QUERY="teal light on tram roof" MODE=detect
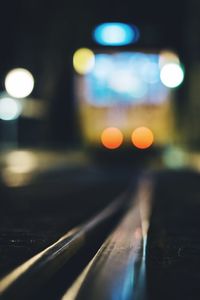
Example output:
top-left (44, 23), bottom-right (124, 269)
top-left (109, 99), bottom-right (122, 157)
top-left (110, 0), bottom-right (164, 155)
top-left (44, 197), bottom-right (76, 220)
top-left (93, 23), bottom-right (139, 46)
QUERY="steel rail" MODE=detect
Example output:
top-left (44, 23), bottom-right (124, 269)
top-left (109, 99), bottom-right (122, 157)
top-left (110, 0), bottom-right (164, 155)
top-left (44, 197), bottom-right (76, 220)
top-left (62, 176), bottom-right (153, 300)
top-left (0, 190), bottom-right (130, 300)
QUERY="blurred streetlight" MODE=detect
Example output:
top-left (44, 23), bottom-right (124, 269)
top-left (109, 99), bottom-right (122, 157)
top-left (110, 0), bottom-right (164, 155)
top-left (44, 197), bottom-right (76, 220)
top-left (160, 63), bottom-right (184, 88)
top-left (0, 97), bottom-right (22, 121)
top-left (5, 68), bottom-right (34, 98)
top-left (0, 94), bottom-right (23, 149)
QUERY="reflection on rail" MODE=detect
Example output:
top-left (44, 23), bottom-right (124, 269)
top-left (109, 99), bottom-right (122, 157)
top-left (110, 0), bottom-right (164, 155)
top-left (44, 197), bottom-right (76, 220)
top-left (63, 177), bottom-right (153, 300)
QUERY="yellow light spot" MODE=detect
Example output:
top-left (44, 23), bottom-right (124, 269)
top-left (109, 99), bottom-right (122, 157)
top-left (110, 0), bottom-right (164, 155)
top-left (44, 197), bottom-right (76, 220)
top-left (2, 151), bottom-right (38, 187)
top-left (5, 151), bottom-right (37, 173)
top-left (101, 127), bottom-right (123, 149)
top-left (159, 50), bottom-right (180, 68)
top-left (73, 48), bottom-right (95, 75)
top-left (131, 127), bottom-right (154, 149)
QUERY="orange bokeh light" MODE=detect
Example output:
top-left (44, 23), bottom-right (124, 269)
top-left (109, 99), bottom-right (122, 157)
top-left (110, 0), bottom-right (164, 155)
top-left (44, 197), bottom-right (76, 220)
top-left (101, 127), bottom-right (123, 149)
top-left (131, 127), bottom-right (154, 149)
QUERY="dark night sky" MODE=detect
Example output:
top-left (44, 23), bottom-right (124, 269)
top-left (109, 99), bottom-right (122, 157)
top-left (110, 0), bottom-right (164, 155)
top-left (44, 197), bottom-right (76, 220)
top-left (0, 0), bottom-right (186, 75)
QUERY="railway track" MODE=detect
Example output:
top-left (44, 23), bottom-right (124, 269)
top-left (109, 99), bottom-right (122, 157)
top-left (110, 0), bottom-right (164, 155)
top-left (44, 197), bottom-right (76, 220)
top-left (63, 177), bottom-right (153, 300)
top-left (0, 173), bottom-right (153, 300)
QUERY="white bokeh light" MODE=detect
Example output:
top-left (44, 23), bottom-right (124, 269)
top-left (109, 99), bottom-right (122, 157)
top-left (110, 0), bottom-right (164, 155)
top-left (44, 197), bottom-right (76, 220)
top-left (5, 68), bottom-right (34, 98)
top-left (108, 70), bottom-right (147, 98)
top-left (0, 97), bottom-right (22, 121)
top-left (109, 70), bottom-right (135, 93)
top-left (160, 63), bottom-right (184, 88)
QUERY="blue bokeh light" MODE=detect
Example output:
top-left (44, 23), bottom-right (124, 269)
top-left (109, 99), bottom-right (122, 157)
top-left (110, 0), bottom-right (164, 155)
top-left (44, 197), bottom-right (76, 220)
top-left (93, 23), bottom-right (139, 46)
top-left (85, 52), bottom-right (169, 107)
